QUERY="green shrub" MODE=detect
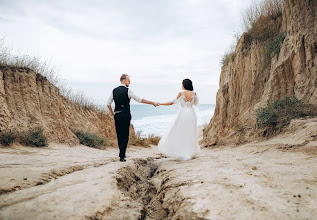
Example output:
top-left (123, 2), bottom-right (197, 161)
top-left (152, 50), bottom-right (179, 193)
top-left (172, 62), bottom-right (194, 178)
top-left (244, 6), bottom-right (286, 61)
top-left (0, 131), bottom-right (17, 146)
top-left (256, 97), bottom-right (317, 135)
top-left (21, 127), bottom-right (48, 147)
top-left (256, 104), bottom-right (279, 128)
top-left (263, 31), bottom-right (286, 58)
top-left (246, 16), bottom-right (277, 42)
top-left (73, 130), bottom-right (105, 148)
top-left (0, 128), bottom-right (48, 147)
top-left (270, 96), bottom-right (301, 110)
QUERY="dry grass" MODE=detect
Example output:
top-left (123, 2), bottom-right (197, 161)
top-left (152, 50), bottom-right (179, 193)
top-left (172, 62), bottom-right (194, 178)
top-left (221, 32), bottom-right (240, 66)
top-left (60, 86), bottom-right (102, 111)
top-left (129, 131), bottom-right (161, 147)
top-left (221, 0), bottom-right (285, 66)
top-left (242, 0), bottom-right (284, 32)
top-left (221, 51), bottom-right (236, 66)
top-left (0, 38), bottom-right (60, 85)
top-left (243, 0), bottom-right (284, 46)
top-left (0, 37), bottom-right (103, 112)
top-left (147, 134), bottom-right (161, 145)
top-left (129, 131), bottom-right (149, 147)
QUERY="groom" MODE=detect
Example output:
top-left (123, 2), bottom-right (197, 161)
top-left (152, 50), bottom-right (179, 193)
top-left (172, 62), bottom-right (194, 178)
top-left (107, 74), bottom-right (159, 162)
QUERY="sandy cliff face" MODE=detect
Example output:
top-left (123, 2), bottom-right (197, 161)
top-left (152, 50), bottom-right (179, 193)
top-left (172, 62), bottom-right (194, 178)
top-left (203, 0), bottom-right (317, 146)
top-left (0, 67), bottom-right (116, 145)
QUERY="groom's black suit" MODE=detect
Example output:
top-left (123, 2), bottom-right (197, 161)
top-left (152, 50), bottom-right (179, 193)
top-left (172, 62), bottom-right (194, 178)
top-left (113, 86), bottom-right (131, 159)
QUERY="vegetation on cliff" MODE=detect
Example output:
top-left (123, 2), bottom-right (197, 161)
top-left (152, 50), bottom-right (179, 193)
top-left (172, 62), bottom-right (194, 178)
top-left (203, 0), bottom-right (317, 146)
top-left (256, 97), bottom-right (317, 136)
top-left (222, 0), bottom-right (285, 65)
top-left (0, 38), bottom-right (100, 111)
top-left (0, 37), bottom-right (117, 146)
top-left (223, 0), bottom-right (316, 137)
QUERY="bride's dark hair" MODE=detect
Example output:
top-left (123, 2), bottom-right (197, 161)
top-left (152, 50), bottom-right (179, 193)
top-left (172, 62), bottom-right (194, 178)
top-left (182, 79), bottom-right (193, 91)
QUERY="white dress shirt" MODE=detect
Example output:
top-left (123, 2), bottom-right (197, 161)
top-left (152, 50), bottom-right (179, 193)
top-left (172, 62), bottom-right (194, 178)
top-left (107, 84), bottom-right (143, 107)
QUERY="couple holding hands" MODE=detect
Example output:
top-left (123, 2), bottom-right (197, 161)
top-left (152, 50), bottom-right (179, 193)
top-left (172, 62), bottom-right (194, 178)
top-left (107, 74), bottom-right (200, 162)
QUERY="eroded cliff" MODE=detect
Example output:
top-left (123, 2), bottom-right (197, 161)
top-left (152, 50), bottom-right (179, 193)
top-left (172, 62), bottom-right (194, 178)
top-left (0, 67), bottom-right (116, 145)
top-left (203, 0), bottom-right (317, 146)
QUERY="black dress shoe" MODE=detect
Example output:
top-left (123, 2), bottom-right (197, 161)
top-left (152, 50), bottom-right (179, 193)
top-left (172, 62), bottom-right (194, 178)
top-left (120, 158), bottom-right (126, 162)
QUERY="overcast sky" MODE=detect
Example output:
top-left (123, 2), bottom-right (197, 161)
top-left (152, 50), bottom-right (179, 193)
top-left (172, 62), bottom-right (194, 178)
top-left (0, 0), bottom-right (253, 104)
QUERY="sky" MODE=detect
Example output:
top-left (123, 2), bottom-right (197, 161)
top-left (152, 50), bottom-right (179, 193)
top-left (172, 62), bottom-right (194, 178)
top-left (0, 0), bottom-right (254, 104)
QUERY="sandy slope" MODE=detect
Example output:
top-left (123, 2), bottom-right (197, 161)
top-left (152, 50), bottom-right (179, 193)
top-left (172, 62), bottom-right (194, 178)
top-left (0, 119), bottom-right (316, 220)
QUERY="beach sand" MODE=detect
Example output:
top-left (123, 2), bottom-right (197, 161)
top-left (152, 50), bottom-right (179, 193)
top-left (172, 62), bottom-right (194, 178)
top-left (0, 120), bottom-right (316, 219)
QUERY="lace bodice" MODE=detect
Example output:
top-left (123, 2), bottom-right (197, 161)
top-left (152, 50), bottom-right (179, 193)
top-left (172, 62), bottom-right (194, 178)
top-left (172, 92), bottom-right (199, 108)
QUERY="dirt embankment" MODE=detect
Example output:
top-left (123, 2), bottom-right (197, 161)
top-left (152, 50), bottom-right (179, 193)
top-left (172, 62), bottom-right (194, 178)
top-left (0, 67), bottom-right (117, 144)
top-left (202, 0), bottom-right (317, 147)
top-left (0, 118), bottom-right (316, 219)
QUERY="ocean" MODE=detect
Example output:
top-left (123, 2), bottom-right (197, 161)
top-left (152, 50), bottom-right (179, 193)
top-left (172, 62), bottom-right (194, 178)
top-left (130, 104), bottom-right (215, 137)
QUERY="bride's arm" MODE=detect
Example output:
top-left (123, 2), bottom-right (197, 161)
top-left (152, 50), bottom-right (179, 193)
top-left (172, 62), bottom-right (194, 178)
top-left (160, 102), bottom-right (173, 106)
top-left (160, 92), bottom-right (182, 106)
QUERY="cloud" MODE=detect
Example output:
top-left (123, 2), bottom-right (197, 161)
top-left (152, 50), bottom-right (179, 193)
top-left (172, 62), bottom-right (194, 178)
top-left (0, 0), bottom-right (254, 104)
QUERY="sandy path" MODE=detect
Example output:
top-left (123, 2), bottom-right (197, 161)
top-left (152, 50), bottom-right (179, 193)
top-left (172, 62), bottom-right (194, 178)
top-left (0, 119), bottom-right (316, 219)
top-left (0, 144), bottom-right (159, 219)
top-left (0, 144), bottom-right (316, 219)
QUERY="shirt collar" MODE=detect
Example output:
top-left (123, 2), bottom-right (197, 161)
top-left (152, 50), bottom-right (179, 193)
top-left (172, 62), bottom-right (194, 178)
top-left (120, 84), bottom-right (128, 88)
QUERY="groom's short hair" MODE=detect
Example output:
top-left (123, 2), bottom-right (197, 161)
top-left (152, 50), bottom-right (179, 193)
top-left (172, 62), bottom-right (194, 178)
top-left (120, 74), bottom-right (129, 82)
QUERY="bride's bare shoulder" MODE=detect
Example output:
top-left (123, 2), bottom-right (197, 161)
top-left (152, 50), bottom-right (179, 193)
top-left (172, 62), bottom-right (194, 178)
top-left (176, 92), bottom-right (182, 98)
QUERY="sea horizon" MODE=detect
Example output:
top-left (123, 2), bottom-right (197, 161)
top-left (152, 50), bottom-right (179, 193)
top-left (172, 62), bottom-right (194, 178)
top-left (130, 104), bottom-right (215, 137)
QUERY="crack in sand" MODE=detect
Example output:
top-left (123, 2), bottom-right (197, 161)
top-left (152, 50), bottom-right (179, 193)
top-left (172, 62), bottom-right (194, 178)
top-left (0, 160), bottom-right (114, 196)
top-left (105, 158), bottom-right (208, 220)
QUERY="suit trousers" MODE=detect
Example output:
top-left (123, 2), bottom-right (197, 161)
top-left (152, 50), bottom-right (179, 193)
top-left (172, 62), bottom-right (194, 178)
top-left (114, 112), bottom-right (131, 159)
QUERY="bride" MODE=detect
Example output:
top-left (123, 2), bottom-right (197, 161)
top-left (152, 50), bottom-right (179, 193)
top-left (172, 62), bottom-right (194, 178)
top-left (158, 79), bottom-right (200, 160)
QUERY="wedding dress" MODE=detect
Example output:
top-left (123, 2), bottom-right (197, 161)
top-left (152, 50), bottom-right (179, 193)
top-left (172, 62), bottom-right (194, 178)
top-left (158, 91), bottom-right (200, 160)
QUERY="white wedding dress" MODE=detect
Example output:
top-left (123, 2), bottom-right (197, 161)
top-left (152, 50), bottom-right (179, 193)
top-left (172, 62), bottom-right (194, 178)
top-left (158, 91), bottom-right (200, 160)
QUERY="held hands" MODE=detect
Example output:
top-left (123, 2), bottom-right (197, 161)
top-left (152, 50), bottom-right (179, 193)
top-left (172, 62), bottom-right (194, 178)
top-left (153, 102), bottom-right (160, 107)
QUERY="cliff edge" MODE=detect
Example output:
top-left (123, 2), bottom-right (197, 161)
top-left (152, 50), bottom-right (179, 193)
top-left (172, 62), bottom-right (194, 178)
top-left (202, 0), bottom-right (317, 146)
top-left (0, 67), bottom-right (116, 145)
